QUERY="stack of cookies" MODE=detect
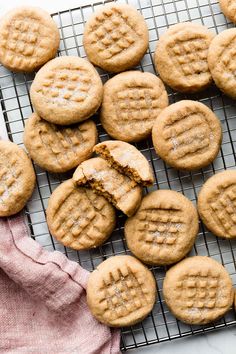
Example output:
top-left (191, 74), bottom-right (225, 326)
top-left (0, 2), bottom-right (235, 329)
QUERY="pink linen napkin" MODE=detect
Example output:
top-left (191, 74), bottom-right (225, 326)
top-left (0, 213), bottom-right (121, 354)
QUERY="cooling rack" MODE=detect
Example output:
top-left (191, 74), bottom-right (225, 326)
top-left (0, 0), bottom-right (236, 351)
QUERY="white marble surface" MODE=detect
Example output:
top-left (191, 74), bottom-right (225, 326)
top-left (0, 0), bottom-right (235, 353)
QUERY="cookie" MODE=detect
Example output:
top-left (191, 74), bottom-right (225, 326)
top-left (152, 100), bottom-right (222, 171)
top-left (208, 28), bottom-right (236, 99)
top-left (0, 140), bottom-right (35, 216)
top-left (94, 140), bottom-right (154, 186)
top-left (163, 256), bottom-right (233, 325)
top-left (73, 157), bottom-right (142, 217)
top-left (100, 71), bottom-right (168, 142)
top-left (219, 0), bottom-right (236, 23)
top-left (125, 190), bottom-right (198, 266)
top-left (83, 4), bottom-right (149, 73)
top-left (24, 113), bottom-right (97, 173)
top-left (154, 22), bottom-right (214, 93)
top-left (198, 170), bottom-right (236, 239)
top-left (87, 255), bottom-right (156, 327)
top-left (30, 56), bottom-right (103, 125)
top-left (0, 6), bottom-right (59, 72)
top-left (47, 179), bottom-right (115, 250)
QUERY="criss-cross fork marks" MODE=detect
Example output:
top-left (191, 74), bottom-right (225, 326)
top-left (168, 38), bottom-right (209, 78)
top-left (114, 86), bottom-right (164, 123)
top-left (0, 155), bottom-right (21, 207)
top-left (99, 268), bottom-right (149, 320)
top-left (209, 184), bottom-right (236, 236)
top-left (176, 272), bottom-right (229, 310)
top-left (163, 111), bottom-right (211, 160)
top-left (36, 68), bottom-right (92, 103)
top-left (137, 208), bottom-right (185, 246)
top-left (220, 37), bottom-right (236, 80)
top-left (31, 120), bottom-right (89, 166)
top-left (51, 189), bottom-right (108, 248)
top-left (1, 17), bottom-right (52, 67)
top-left (89, 7), bottom-right (139, 60)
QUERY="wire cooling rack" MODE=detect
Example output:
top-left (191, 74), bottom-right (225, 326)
top-left (0, 0), bottom-right (236, 351)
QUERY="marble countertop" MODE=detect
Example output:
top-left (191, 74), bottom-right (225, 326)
top-left (1, 0), bottom-right (235, 353)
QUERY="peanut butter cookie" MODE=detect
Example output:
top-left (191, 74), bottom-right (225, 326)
top-left (87, 255), bottom-right (156, 327)
top-left (155, 22), bottom-right (214, 93)
top-left (219, 0), bottom-right (236, 23)
top-left (47, 179), bottom-right (116, 250)
top-left (0, 6), bottom-right (59, 72)
top-left (152, 100), bottom-right (222, 171)
top-left (83, 4), bottom-right (149, 73)
top-left (30, 56), bottom-right (103, 125)
top-left (0, 140), bottom-right (35, 216)
top-left (163, 256), bottom-right (233, 325)
top-left (101, 71), bottom-right (168, 142)
top-left (94, 140), bottom-right (154, 186)
top-left (125, 190), bottom-right (198, 265)
top-left (24, 113), bottom-right (97, 173)
top-left (198, 170), bottom-right (236, 239)
top-left (208, 28), bottom-right (236, 99)
top-left (73, 157), bottom-right (142, 217)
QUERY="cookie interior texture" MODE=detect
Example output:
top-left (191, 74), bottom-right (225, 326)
top-left (87, 255), bottom-right (157, 327)
top-left (152, 100), bottom-right (222, 171)
top-left (100, 71), bottom-right (168, 142)
top-left (94, 140), bottom-right (154, 186)
top-left (208, 28), bottom-right (236, 99)
top-left (154, 22), bottom-right (215, 93)
top-left (73, 157), bottom-right (142, 217)
top-left (24, 113), bottom-right (97, 173)
top-left (83, 4), bottom-right (149, 72)
top-left (125, 189), bottom-right (199, 265)
top-left (198, 170), bottom-right (236, 239)
top-left (0, 140), bottom-right (36, 216)
top-left (30, 56), bottom-right (103, 125)
top-left (46, 179), bottom-right (116, 250)
top-left (163, 256), bottom-right (234, 325)
top-left (0, 6), bottom-right (60, 72)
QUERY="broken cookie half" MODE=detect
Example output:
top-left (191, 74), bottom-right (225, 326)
top-left (73, 157), bottom-right (142, 217)
top-left (94, 140), bottom-right (154, 186)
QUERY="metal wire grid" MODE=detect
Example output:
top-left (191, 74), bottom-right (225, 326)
top-left (0, 0), bottom-right (236, 350)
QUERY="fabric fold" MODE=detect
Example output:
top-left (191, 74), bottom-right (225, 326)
top-left (0, 213), bottom-right (121, 354)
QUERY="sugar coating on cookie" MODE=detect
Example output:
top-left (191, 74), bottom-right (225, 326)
top-left (87, 255), bottom-right (156, 327)
top-left (125, 190), bottom-right (198, 265)
top-left (73, 157), bottom-right (142, 217)
top-left (155, 22), bottom-right (214, 93)
top-left (94, 140), bottom-right (154, 186)
top-left (47, 179), bottom-right (115, 250)
top-left (101, 71), bottom-right (168, 142)
top-left (219, 0), bottom-right (236, 23)
top-left (24, 113), bottom-right (97, 173)
top-left (0, 140), bottom-right (35, 216)
top-left (30, 56), bottom-right (103, 125)
top-left (0, 6), bottom-right (60, 72)
top-left (163, 256), bottom-right (233, 325)
top-left (83, 4), bottom-right (149, 73)
top-left (152, 100), bottom-right (222, 171)
top-left (208, 28), bottom-right (236, 99)
top-left (198, 170), bottom-right (236, 239)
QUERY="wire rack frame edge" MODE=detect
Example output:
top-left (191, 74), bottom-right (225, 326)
top-left (0, 0), bottom-right (236, 351)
